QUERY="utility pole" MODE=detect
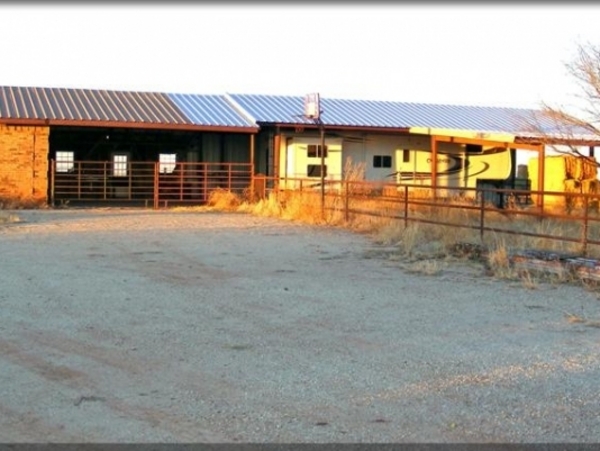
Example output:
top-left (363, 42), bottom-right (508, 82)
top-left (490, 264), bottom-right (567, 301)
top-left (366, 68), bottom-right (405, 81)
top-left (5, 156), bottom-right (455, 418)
top-left (303, 93), bottom-right (325, 219)
top-left (319, 119), bottom-right (325, 218)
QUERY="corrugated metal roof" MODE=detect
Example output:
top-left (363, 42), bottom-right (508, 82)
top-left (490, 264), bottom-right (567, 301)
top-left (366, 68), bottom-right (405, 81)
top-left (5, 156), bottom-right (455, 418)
top-left (167, 93), bottom-right (256, 128)
top-left (0, 86), bottom-right (257, 131)
top-left (226, 93), bottom-right (592, 138)
top-left (1, 86), bottom-right (593, 139)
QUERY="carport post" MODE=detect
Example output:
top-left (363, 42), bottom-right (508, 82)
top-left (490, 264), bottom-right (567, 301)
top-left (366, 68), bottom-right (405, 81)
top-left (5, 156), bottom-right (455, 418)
top-left (430, 135), bottom-right (438, 199)
top-left (250, 133), bottom-right (255, 200)
top-left (273, 130), bottom-right (281, 191)
top-left (537, 143), bottom-right (545, 212)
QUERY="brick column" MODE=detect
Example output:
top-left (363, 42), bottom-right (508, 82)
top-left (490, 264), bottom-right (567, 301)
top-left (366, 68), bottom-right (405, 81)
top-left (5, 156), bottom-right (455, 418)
top-left (0, 125), bottom-right (50, 204)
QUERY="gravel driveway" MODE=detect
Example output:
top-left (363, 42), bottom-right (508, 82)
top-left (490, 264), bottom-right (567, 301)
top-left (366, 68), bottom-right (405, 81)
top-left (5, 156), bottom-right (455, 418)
top-left (1, 208), bottom-right (599, 443)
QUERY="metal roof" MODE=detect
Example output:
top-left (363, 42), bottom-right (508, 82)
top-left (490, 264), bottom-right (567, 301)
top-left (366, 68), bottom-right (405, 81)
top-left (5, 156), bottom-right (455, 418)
top-left (0, 86), bottom-right (257, 132)
top-left (226, 93), bottom-right (592, 138)
top-left (166, 93), bottom-right (257, 129)
top-left (1, 86), bottom-right (594, 139)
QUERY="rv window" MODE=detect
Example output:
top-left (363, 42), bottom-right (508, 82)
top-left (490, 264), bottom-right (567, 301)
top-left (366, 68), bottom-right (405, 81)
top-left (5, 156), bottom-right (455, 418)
top-left (307, 144), bottom-right (328, 158)
top-left (307, 164), bottom-right (327, 177)
top-left (373, 155), bottom-right (392, 168)
top-left (55, 151), bottom-right (75, 173)
top-left (466, 144), bottom-right (483, 153)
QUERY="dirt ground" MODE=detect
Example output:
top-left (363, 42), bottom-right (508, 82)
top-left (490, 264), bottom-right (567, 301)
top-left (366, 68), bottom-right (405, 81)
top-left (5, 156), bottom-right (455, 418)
top-left (1, 208), bottom-right (599, 443)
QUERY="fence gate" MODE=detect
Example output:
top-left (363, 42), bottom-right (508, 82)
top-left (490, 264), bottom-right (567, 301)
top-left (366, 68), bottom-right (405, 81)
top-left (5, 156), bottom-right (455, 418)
top-left (50, 160), bottom-right (252, 207)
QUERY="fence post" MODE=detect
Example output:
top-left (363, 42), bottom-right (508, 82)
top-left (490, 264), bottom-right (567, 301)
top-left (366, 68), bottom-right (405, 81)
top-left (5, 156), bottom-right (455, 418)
top-left (103, 162), bottom-right (108, 200)
top-left (582, 195), bottom-right (589, 257)
top-left (403, 185), bottom-right (409, 228)
top-left (153, 162), bottom-right (159, 209)
top-left (77, 162), bottom-right (82, 200)
top-left (344, 179), bottom-right (349, 222)
top-left (50, 160), bottom-right (55, 207)
top-left (479, 189), bottom-right (485, 242)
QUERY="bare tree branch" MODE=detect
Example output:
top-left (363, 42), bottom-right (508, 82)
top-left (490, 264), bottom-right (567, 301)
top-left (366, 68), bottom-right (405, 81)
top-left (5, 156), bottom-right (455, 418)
top-left (521, 42), bottom-right (600, 168)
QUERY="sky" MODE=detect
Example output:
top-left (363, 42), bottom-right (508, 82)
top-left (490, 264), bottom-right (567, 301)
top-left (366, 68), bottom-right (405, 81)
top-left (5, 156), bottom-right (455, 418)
top-left (2, 4), bottom-right (600, 112)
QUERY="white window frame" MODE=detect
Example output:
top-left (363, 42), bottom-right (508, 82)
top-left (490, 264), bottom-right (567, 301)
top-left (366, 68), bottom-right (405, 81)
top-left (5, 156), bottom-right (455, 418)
top-left (159, 153), bottom-right (177, 174)
top-left (55, 151), bottom-right (75, 173)
top-left (112, 153), bottom-right (129, 177)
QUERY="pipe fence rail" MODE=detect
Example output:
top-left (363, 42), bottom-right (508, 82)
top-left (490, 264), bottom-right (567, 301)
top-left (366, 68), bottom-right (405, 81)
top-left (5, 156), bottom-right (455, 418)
top-left (50, 160), bottom-right (253, 208)
top-left (253, 175), bottom-right (600, 257)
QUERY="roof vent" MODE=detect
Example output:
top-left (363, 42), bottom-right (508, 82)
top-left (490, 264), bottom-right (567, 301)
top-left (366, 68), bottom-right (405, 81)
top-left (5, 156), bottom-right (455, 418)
top-left (304, 93), bottom-right (321, 120)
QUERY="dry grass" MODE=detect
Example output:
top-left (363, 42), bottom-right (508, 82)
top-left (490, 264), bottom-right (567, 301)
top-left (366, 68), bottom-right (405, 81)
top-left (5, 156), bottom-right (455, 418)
top-left (0, 211), bottom-right (21, 224)
top-left (0, 196), bottom-right (30, 224)
top-left (206, 189), bottom-right (242, 211)
top-left (405, 259), bottom-right (445, 276)
top-left (565, 312), bottom-right (600, 327)
top-left (0, 195), bottom-right (47, 210)
top-left (486, 241), bottom-right (514, 280)
top-left (519, 270), bottom-right (538, 290)
top-left (230, 180), bottom-right (600, 289)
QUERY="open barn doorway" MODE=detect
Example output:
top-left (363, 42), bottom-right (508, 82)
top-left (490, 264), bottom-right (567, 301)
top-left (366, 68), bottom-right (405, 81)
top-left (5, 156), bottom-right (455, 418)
top-left (48, 126), bottom-right (253, 207)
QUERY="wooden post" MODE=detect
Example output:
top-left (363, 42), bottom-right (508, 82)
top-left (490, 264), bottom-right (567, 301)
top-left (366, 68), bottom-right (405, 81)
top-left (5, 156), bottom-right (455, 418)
top-left (273, 130), bottom-right (281, 190)
top-left (538, 143), bottom-right (545, 212)
top-left (509, 148), bottom-right (517, 189)
top-left (430, 135), bottom-right (438, 199)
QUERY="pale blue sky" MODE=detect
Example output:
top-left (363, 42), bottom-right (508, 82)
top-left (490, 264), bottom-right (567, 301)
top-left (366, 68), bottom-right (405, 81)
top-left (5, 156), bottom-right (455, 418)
top-left (2, 4), bottom-right (600, 112)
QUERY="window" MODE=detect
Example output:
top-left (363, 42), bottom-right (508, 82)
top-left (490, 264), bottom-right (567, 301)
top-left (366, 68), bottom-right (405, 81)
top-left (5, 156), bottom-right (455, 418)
top-left (307, 144), bottom-right (328, 158)
top-left (466, 144), bottom-right (483, 153)
top-left (373, 155), bottom-right (392, 168)
top-left (55, 151), bottom-right (75, 173)
top-left (159, 153), bottom-right (177, 174)
top-left (307, 164), bottom-right (327, 177)
top-left (113, 154), bottom-right (128, 177)
top-left (403, 149), bottom-right (410, 163)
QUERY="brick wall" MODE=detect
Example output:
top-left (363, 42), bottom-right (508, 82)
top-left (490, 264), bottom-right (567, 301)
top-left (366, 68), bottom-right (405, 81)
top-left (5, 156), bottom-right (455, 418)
top-left (0, 125), bottom-right (50, 203)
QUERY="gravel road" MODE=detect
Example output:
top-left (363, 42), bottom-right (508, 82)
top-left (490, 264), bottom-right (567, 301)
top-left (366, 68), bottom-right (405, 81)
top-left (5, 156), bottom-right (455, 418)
top-left (1, 208), bottom-right (599, 443)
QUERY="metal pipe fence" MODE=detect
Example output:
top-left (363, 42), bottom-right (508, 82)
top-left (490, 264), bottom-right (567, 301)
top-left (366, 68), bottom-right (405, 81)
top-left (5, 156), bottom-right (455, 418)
top-left (50, 160), bottom-right (253, 208)
top-left (253, 175), bottom-right (600, 257)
